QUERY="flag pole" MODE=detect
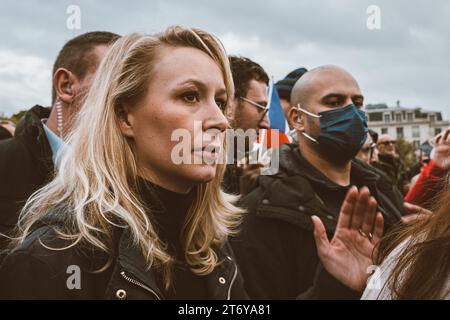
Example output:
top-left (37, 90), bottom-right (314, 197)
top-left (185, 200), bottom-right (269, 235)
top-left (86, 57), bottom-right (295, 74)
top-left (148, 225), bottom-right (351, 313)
top-left (259, 76), bottom-right (274, 160)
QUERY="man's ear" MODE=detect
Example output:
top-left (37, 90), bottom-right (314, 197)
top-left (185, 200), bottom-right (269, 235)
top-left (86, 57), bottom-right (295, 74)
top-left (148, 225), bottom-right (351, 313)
top-left (117, 104), bottom-right (134, 138)
top-left (53, 68), bottom-right (79, 105)
top-left (289, 106), bottom-right (305, 132)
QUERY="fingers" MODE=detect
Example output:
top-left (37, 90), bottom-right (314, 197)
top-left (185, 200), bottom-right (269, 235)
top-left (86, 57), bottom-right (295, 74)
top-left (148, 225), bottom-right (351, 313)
top-left (350, 186), bottom-right (370, 230)
top-left (435, 133), bottom-right (442, 145)
top-left (401, 212), bottom-right (431, 224)
top-left (403, 202), bottom-right (433, 216)
top-left (311, 215), bottom-right (330, 254)
top-left (371, 212), bottom-right (384, 244)
top-left (435, 127), bottom-right (450, 146)
top-left (403, 202), bottom-right (421, 215)
top-left (361, 196), bottom-right (377, 236)
top-left (443, 128), bottom-right (450, 144)
top-left (241, 164), bottom-right (262, 179)
top-left (336, 186), bottom-right (358, 229)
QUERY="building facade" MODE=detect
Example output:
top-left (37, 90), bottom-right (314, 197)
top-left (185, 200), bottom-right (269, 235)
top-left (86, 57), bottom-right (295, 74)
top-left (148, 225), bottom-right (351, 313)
top-left (366, 102), bottom-right (449, 149)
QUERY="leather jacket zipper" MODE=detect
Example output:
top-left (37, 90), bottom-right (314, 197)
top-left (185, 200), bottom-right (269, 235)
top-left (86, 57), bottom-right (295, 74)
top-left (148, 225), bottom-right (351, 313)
top-left (120, 271), bottom-right (162, 300)
top-left (227, 263), bottom-right (238, 300)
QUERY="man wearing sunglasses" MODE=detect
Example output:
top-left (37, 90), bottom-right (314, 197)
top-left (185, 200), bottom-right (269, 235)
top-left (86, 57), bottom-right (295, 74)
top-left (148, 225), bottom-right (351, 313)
top-left (374, 134), bottom-right (409, 194)
top-left (223, 56), bottom-right (270, 195)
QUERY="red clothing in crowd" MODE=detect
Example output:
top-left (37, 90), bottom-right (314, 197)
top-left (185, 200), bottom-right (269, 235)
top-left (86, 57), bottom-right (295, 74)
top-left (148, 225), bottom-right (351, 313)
top-left (405, 160), bottom-right (448, 209)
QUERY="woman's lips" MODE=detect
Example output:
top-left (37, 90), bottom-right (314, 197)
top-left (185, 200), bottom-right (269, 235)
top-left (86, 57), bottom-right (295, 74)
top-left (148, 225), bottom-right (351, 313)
top-left (192, 145), bottom-right (221, 162)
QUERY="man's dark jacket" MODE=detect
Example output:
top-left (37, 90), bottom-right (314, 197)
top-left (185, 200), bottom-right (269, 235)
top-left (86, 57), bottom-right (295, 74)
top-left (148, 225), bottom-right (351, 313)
top-left (0, 105), bottom-right (53, 251)
top-left (231, 143), bottom-right (404, 299)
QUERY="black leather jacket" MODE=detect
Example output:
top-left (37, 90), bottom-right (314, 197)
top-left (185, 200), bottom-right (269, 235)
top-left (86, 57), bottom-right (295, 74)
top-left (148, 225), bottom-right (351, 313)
top-left (0, 212), bottom-right (248, 300)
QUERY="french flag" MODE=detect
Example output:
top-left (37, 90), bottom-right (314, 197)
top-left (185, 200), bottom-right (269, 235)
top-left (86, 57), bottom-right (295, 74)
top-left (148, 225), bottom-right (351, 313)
top-left (261, 80), bottom-right (291, 148)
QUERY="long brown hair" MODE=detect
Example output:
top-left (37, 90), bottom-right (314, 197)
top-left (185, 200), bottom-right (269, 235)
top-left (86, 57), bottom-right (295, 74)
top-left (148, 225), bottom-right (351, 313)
top-left (376, 182), bottom-right (450, 299)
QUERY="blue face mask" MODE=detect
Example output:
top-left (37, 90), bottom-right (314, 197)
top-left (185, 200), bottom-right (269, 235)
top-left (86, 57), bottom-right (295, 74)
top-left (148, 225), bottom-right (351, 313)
top-left (298, 104), bottom-right (368, 162)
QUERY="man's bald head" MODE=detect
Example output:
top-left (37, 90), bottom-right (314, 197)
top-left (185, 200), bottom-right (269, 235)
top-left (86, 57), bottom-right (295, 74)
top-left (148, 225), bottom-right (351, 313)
top-left (291, 65), bottom-right (363, 112)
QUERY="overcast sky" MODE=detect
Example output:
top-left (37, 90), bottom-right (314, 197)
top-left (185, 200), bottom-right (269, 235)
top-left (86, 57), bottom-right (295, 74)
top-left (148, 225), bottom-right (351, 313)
top-left (0, 0), bottom-right (449, 119)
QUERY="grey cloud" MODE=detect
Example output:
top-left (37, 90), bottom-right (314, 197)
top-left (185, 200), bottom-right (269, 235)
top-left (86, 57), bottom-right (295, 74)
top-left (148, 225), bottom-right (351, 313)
top-left (0, 0), bottom-right (449, 120)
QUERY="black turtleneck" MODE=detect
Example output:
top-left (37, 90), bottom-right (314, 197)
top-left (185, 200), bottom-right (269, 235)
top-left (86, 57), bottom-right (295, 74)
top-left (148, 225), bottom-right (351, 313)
top-left (138, 179), bottom-right (208, 299)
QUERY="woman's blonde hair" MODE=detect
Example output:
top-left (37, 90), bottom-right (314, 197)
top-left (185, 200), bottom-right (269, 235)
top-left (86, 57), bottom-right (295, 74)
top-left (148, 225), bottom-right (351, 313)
top-left (11, 26), bottom-right (243, 288)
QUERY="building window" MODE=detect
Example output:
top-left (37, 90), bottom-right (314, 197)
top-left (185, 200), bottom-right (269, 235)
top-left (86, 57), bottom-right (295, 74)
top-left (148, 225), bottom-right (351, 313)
top-left (384, 114), bottom-right (390, 123)
top-left (413, 141), bottom-right (420, 149)
top-left (430, 114), bottom-right (436, 123)
top-left (435, 128), bottom-right (442, 136)
top-left (381, 128), bottom-right (388, 134)
top-left (407, 113), bottom-right (413, 122)
top-left (396, 127), bottom-right (404, 139)
top-left (412, 126), bottom-right (420, 138)
top-left (368, 112), bottom-right (382, 122)
top-left (395, 113), bottom-right (402, 122)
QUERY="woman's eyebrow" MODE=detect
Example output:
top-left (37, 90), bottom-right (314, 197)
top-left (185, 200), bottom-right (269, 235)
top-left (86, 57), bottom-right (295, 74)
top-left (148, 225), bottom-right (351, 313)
top-left (176, 79), bottom-right (227, 95)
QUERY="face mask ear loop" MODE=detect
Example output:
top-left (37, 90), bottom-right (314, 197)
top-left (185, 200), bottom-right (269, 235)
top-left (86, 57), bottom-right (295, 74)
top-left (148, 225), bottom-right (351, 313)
top-left (296, 103), bottom-right (322, 118)
top-left (296, 104), bottom-right (320, 144)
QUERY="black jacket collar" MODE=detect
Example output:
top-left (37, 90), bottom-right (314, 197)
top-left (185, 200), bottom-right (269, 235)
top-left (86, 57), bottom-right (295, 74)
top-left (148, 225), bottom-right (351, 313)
top-left (15, 105), bottom-right (53, 175)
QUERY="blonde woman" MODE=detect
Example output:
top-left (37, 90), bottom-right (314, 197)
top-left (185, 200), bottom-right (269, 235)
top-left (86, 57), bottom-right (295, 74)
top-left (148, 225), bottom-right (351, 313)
top-left (0, 26), bottom-right (382, 300)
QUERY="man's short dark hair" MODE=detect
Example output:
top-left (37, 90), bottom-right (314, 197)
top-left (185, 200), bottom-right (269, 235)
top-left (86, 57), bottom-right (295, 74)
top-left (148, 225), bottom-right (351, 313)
top-left (51, 31), bottom-right (120, 103)
top-left (229, 56), bottom-right (269, 99)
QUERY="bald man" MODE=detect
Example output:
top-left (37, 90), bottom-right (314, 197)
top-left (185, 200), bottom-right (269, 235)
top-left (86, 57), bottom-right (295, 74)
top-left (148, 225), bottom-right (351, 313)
top-left (231, 65), bottom-right (404, 299)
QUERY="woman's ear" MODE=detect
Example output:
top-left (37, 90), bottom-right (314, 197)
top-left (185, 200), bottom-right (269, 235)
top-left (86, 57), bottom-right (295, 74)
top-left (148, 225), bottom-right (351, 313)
top-left (289, 106), bottom-right (305, 132)
top-left (117, 104), bottom-right (134, 138)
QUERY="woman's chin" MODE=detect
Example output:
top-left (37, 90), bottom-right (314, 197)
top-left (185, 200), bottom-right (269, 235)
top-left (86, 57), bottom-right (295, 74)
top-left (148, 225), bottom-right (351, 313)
top-left (184, 164), bottom-right (217, 184)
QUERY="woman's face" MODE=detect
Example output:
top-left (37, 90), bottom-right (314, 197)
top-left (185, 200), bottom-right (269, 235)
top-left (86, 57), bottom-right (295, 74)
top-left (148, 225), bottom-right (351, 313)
top-left (121, 46), bottom-right (229, 193)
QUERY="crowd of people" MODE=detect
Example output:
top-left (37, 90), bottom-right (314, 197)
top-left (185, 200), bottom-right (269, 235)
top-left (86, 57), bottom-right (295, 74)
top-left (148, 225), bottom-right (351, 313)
top-left (0, 27), bottom-right (448, 300)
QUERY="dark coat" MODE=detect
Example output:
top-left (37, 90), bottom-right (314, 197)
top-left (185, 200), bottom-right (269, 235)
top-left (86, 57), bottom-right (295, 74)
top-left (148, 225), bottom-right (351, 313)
top-left (0, 210), bottom-right (248, 300)
top-left (0, 105), bottom-right (53, 252)
top-left (231, 144), bottom-right (405, 299)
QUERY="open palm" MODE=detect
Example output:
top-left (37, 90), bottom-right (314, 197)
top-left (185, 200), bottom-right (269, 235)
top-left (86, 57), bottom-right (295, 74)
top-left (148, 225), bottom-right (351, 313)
top-left (312, 186), bottom-right (384, 292)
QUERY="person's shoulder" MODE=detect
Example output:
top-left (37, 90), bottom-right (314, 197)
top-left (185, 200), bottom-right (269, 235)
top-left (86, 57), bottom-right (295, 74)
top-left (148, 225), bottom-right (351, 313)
top-left (6, 225), bottom-right (71, 261)
top-left (0, 134), bottom-right (35, 194)
top-left (353, 158), bottom-right (396, 186)
top-left (3, 222), bottom-right (110, 279)
top-left (0, 135), bottom-right (30, 164)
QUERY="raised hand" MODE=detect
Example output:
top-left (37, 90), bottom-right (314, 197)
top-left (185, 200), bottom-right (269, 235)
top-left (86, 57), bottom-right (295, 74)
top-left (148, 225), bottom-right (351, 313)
top-left (311, 186), bottom-right (384, 292)
top-left (432, 128), bottom-right (450, 170)
top-left (238, 157), bottom-right (264, 195)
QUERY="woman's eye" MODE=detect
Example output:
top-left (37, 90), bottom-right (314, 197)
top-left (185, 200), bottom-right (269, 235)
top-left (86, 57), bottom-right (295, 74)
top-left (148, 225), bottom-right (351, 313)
top-left (183, 92), bottom-right (199, 103)
top-left (216, 99), bottom-right (226, 109)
